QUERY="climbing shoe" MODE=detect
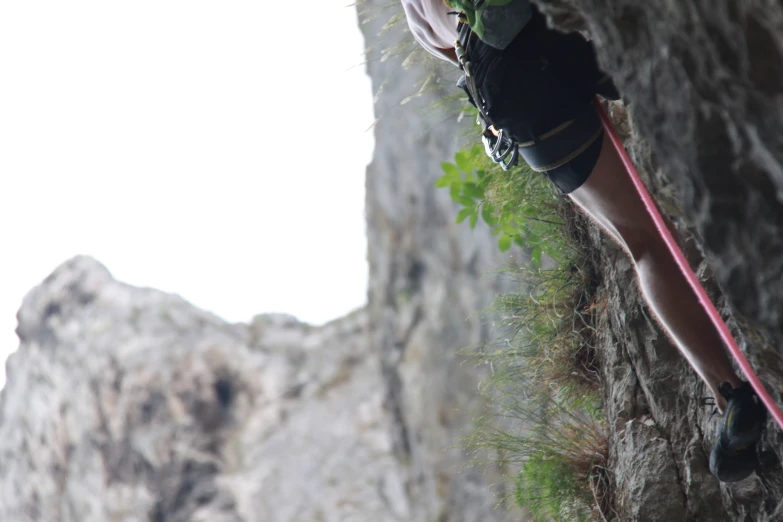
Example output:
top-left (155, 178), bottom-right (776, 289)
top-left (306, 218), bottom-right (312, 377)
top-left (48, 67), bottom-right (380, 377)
top-left (709, 381), bottom-right (768, 482)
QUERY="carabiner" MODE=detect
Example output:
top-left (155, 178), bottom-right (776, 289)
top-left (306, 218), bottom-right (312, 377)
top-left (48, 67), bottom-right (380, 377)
top-left (482, 129), bottom-right (519, 171)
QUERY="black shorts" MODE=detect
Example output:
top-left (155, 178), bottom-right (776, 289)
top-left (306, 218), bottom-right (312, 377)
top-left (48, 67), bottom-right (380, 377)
top-left (520, 103), bottom-right (605, 194)
top-left (472, 7), bottom-right (619, 193)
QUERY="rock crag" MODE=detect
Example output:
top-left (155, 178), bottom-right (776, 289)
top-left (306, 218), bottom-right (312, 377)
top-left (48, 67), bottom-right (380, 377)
top-left (532, 1), bottom-right (783, 519)
top-left (0, 2), bottom-right (522, 521)
top-left (6, 1), bottom-right (783, 521)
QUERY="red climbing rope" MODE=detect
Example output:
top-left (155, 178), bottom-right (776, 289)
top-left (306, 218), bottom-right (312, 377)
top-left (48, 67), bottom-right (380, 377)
top-left (594, 98), bottom-right (783, 431)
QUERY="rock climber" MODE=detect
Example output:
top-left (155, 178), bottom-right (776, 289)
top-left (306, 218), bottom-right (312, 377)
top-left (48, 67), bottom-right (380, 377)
top-left (400, 0), bottom-right (768, 482)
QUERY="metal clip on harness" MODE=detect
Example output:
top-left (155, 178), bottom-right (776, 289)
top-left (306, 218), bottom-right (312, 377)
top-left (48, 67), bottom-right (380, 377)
top-left (480, 117), bottom-right (519, 171)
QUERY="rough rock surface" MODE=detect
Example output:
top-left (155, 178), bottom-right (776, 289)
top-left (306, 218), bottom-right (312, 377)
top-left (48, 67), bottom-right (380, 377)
top-left (589, 196), bottom-right (783, 520)
top-left (1, 257), bottom-right (407, 522)
top-left (537, 0), bottom-right (783, 342)
top-left (530, 0), bottom-right (783, 519)
top-left (0, 3), bottom-right (523, 522)
top-left (360, 1), bottom-right (521, 520)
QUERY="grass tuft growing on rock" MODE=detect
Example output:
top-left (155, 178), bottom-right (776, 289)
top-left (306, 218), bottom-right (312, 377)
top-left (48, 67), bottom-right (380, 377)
top-left (464, 391), bottom-right (609, 522)
top-left (483, 259), bottom-right (602, 402)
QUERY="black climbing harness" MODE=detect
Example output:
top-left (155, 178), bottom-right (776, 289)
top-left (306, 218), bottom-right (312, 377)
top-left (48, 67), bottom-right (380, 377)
top-left (455, 22), bottom-right (519, 171)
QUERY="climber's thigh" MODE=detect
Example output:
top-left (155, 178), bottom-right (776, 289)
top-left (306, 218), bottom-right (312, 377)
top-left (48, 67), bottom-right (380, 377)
top-left (568, 134), bottom-right (660, 253)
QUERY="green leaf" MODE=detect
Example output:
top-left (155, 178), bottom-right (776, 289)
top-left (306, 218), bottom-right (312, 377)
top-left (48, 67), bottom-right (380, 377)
top-left (469, 210), bottom-right (478, 229)
top-left (449, 181), bottom-right (462, 201)
top-left (481, 202), bottom-right (497, 227)
top-left (458, 195), bottom-right (476, 208)
top-left (498, 234), bottom-right (512, 252)
top-left (501, 223), bottom-right (517, 236)
top-left (463, 182), bottom-right (485, 199)
top-left (455, 150), bottom-right (473, 174)
top-left (434, 175), bottom-right (451, 188)
top-left (531, 246), bottom-right (542, 267)
top-left (456, 207), bottom-right (473, 224)
top-left (441, 162), bottom-right (461, 178)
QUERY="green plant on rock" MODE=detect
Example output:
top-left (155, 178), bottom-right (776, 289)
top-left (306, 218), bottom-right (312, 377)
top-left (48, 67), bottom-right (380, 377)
top-left (485, 266), bottom-right (601, 395)
top-left (510, 396), bottom-right (610, 522)
top-left (436, 144), bottom-right (572, 266)
top-left (470, 255), bottom-right (609, 518)
top-left (464, 384), bottom-right (610, 522)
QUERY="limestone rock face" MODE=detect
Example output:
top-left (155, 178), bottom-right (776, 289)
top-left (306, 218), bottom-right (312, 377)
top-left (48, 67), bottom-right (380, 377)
top-left (0, 3), bottom-right (522, 521)
top-left (13, 0), bottom-right (783, 520)
top-left (1, 256), bottom-right (406, 522)
top-left (532, 0), bottom-right (783, 375)
top-left (589, 204), bottom-right (783, 520)
top-left (530, 0), bottom-right (783, 518)
top-left (534, 0), bottom-right (783, 336)
top-left (359, 2), bottom-right (520, 520)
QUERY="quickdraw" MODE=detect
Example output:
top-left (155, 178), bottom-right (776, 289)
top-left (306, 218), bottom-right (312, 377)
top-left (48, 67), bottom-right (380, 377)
top-left (481, 124), bottom-right (518, 170)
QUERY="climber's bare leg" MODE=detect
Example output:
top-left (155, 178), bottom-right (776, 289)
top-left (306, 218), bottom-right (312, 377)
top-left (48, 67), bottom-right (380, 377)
top-left (568, 133), bottom-right (742, 409)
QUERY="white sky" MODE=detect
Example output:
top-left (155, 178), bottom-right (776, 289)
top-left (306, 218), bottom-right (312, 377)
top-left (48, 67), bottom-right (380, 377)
top-left (0, 1), bottom-right (375, 388)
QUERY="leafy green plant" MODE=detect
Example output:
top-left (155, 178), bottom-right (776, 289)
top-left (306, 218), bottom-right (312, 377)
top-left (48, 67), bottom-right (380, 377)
top-left (436, 144), bottom-right (570, 266)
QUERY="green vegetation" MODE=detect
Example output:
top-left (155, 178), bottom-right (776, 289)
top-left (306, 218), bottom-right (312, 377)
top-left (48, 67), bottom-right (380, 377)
top-left (437, 144), bottom-right (572, 263)
top-left (440, 147), bottom-right (612, 520)
top-left (464, 392), bottom-right (610, 521)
